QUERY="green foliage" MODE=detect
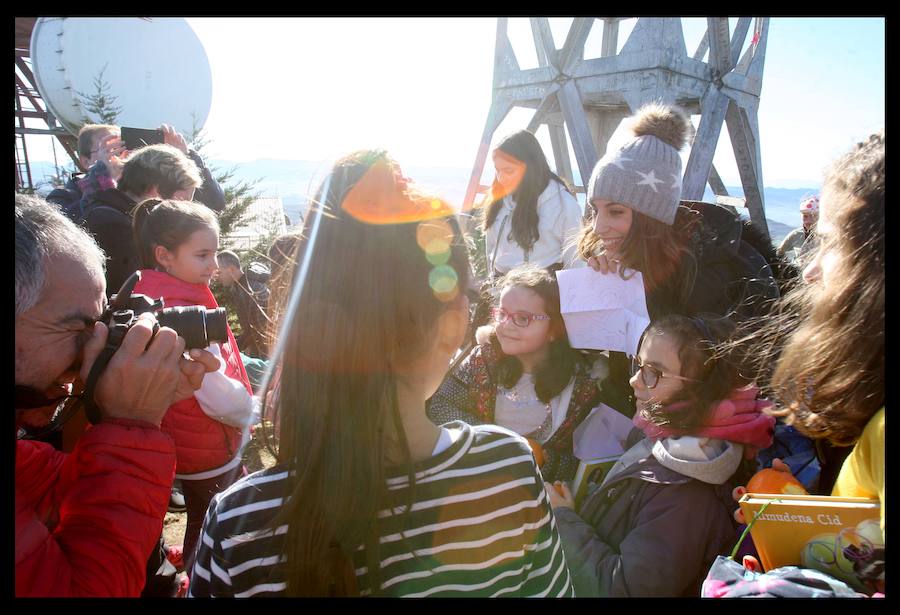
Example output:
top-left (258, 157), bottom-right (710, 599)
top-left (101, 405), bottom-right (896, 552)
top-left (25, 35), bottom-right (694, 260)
top-left (75, 65), bottom-right (122, 125)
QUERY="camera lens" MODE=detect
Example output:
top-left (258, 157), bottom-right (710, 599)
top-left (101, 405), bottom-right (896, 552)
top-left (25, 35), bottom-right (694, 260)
top-left (157, 306), bottom-right (228, 349)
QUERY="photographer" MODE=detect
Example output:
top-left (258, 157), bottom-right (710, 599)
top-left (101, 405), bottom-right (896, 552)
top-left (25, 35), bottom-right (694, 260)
top-left (15, 194), bottom-right (218, 597)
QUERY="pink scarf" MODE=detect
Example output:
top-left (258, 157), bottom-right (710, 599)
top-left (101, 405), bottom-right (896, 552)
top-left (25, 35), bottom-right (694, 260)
top-left (632, 385), bottom-right (775, 459)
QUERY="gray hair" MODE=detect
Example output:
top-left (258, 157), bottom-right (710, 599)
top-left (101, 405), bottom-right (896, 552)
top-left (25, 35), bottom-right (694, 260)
top-left (15, 193), bottom-right (106, 316)
top-left (216, 249), bottom-right (242, 270)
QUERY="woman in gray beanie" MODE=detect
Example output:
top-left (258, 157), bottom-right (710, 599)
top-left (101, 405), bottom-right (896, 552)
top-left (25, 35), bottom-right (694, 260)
top-left (579, 102), bottom-right (777, 320)
top-left (576, 102), bottom-right (779, 416)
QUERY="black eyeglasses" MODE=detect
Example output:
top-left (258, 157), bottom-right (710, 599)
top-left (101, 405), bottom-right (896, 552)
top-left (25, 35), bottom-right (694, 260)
top-left (630, 356), bottom-right (699, 389)
top-left (490, 307), bottom-right (551, 328)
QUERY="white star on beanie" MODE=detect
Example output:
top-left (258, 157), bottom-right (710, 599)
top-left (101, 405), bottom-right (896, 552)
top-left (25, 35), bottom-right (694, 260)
top-left (635, 169), bottom-right (664, 192)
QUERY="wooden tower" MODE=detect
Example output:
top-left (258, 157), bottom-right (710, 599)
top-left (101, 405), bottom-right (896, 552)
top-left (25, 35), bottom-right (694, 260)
top-left (464, 17), bottom-right (771, 239)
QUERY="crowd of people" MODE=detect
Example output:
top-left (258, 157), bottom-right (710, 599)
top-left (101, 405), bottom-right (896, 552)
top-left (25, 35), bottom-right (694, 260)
top-left (15, 104), bottom-right (883, 598)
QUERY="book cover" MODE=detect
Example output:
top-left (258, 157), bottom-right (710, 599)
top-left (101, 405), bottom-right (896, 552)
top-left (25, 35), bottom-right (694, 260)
top-left (571, 456), bottom-right (619, 509)
top-left (739, 493), bottom-right (882, 593)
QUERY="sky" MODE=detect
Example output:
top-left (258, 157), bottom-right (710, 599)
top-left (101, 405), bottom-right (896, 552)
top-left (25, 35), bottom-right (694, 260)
top-left (24, 17), bottom-right (884, 189)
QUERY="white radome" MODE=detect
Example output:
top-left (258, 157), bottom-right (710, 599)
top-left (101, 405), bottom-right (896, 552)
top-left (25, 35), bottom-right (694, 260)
top-left (30, 17), bottom-right (212, 137)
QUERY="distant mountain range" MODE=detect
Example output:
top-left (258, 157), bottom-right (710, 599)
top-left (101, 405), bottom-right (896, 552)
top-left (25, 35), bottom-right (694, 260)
top-left (28, 157), bottom-right (814, 244)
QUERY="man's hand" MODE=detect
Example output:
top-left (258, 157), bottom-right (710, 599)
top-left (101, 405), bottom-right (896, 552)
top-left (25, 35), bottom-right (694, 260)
top-left (160, 124), bottom-right (189, 155)
top-left (79, 315), bottom-right (186, 426)
top-left (96, 134), bottom-right (128, 181)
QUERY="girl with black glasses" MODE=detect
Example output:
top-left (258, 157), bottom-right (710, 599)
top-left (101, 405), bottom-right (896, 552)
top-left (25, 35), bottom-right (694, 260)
top-left (544, 314), bottom-right (775, 596)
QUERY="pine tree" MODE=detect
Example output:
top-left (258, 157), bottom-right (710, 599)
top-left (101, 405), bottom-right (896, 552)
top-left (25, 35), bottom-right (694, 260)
top-left (75, 65), bottom-right (123, 125)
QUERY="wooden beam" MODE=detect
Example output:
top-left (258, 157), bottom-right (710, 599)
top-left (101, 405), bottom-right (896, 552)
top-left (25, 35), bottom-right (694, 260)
top-left (463, 98), bottom-right (514, 211)
top-left (707, 17), bottom-right (733, 76)
top-left (682, 85), bottom-right (730, 200)
top-left (548, 123), bottom-right (574, 188)
top-left (559, 18), bottom-right (594, 73)
top-left (601, 19), bottom-right (619, 57)
top-left (525, 84), bottom-right (561, 132)
top-left (557, 80), bottom-right (598, 187)
top-left (725, 100), bottom-right (769, 239)
top-left (730, 18), bottom-right (752, 68)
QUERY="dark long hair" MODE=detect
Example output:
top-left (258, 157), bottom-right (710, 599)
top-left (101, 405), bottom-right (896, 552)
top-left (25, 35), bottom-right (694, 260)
top-left (132, 198), bottom-right (219, 269)
top-left (489, 264), bottom-right (583, 402)
top-left (261, 150), bottom-right (471, 596)
top-left (577, 203), bottom-right (700, 303)
top-left (482, 130), bottom-right (573, 255)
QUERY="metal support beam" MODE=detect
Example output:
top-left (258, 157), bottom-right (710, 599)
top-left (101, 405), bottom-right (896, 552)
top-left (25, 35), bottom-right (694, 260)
top-left (601, 19), bottom-right (619, 57)
top-left (547, 123), bottom-right (574, 188)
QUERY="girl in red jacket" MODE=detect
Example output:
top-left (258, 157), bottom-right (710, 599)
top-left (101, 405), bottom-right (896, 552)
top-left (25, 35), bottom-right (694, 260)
top-left (131, 198), bottom-right (254, 575)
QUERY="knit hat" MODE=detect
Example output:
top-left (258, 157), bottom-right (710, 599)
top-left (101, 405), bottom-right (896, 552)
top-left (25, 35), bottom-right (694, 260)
top-left (587, 103), bottom-right (691, 226)
top-left (800, 196), bottom-right (819, 212)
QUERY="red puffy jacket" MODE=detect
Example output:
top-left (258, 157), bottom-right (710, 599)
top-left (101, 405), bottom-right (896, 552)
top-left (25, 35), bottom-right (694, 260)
top-left (134, 270), bottom-right (252, 475)
top-left (15, 419), bottom-right (175, 596)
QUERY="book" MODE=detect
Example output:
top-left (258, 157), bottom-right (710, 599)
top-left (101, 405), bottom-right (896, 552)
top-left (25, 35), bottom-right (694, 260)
top-left (571, 456), bottom-right (619, 509)
top-left (738, 493), bottom-right (882, 593)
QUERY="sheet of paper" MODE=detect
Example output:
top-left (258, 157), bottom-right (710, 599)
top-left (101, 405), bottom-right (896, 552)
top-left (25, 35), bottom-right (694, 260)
top-left (555, 266), bottom-right (650, 354)
top-left (572, 403), bottom-right (636, 461)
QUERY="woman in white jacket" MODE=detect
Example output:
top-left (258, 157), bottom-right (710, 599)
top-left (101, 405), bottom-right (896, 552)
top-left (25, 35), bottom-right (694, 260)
top-left (482, 130), bottom-right (584, 279)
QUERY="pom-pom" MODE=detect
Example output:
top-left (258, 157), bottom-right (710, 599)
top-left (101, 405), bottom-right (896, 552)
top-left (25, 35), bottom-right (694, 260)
top-left (630, 102), bottom-right (691, 150)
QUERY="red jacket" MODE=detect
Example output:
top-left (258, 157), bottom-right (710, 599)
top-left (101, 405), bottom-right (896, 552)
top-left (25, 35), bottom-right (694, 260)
top-left (134, 270), bottom-right (252, 475)
top-left (15, 419), bottom-right (175, 596)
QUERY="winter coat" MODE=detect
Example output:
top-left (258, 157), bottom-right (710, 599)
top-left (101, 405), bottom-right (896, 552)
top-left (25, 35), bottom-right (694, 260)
top-left (485, 179), bottom-right (584, 276)
top-left (81, 186), bottom-right (140, 297)
top-left (426, 342), bottom-right (601, 482)
top-left (46, 173), bottom-right (85, 215)
top-left (554, 430), bottom-right (739, 597)
top-left (15, 419), bottom-right (175, 596)
top-left (134, 269), bottom-right (252, 476)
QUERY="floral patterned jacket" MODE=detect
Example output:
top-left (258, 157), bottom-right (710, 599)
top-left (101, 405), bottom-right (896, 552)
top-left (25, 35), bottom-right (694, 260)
top-left (426, 342), bottom-right (603, 482)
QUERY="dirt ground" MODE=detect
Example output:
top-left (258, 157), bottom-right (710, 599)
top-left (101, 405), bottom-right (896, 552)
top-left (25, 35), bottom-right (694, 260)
top-left (163, 428), bottom-right (277, 547)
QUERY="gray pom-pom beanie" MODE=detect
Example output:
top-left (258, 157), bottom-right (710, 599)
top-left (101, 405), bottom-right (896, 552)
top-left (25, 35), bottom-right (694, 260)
top-left (587, 103), bottom-right (690, 226)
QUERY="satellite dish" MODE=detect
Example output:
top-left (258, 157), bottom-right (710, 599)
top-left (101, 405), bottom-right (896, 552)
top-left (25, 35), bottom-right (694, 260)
top-left (30, 17), bottom-right (212, 137)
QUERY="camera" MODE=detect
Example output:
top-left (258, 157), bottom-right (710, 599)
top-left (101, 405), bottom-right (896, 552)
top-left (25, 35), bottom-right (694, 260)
top-left (80, 271), bottom-right (228, 424)
top-left (101, 271), bottom-right (228, 350)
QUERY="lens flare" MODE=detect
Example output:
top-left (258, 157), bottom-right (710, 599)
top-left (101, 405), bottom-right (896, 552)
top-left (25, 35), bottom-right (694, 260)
top-left (342, 158), bottom-right (455, 225)
top-left (417, 219), bottom-right (454, 266)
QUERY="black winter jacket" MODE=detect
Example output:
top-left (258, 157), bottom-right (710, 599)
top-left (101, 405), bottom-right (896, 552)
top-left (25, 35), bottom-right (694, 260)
top-left (81, 188), bottom-right (140, 296)
top-left (554, 430), bottom-right (739, 597)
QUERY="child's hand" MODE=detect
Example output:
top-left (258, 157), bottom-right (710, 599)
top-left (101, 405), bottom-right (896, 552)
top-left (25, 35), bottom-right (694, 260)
top-left (732, 458), bottom-right (795, 524)
top-left (544, 481), bottom-right (575, 510)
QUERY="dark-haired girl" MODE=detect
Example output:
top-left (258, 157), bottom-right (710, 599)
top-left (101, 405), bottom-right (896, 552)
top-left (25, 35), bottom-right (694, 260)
top-left (483, 130), bottom-right (583, 278)
top-left (188, 151), bottom-right (573, 597)
top-left (547, 315), bottom-right (774, 596)
top-left (427, 264), bottom-right (601, 483)
top-left (131, 199), bottom-right (254, 575)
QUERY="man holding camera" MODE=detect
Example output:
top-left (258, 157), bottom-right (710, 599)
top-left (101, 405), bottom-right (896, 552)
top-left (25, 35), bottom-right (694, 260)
top-left (15, 194), bottom-right (219, 597)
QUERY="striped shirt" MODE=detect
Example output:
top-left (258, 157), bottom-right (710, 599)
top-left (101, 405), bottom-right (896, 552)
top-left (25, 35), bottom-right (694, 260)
top-left (188, 421), bottom-right (573, 597)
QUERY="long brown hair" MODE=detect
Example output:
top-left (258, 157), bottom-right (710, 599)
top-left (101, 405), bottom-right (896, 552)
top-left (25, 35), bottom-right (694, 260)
top-left (755, 131), bottom-right (884, 446)
top-left (481, 130), bottom-right (573, 256)
top-left (261, 150), bottom-right (471, 596)
top-left (577, 203), bottom-right (700, 300)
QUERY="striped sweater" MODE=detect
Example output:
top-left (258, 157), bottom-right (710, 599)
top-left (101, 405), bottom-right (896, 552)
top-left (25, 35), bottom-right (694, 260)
top-left (188, 421), bottom-right (574, 597)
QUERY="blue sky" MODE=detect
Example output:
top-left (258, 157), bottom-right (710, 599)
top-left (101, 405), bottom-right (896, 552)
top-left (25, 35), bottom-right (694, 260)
top-left (25, 17), bottom-right (883, 189)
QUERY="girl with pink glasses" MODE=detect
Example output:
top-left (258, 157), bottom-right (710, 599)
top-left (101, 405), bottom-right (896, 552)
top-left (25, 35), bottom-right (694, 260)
top-left (427, 264), bottom-right (601, 483)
